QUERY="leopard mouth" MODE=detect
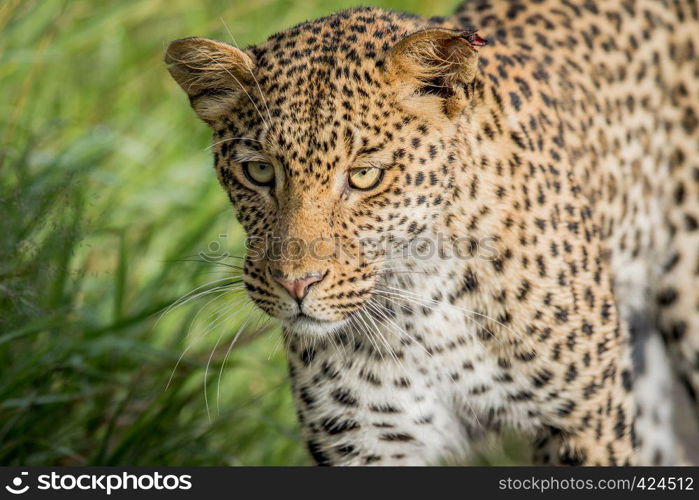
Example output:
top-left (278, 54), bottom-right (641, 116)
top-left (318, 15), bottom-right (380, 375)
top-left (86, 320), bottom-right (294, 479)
top-left (284, 312), bottom-right (346, 336)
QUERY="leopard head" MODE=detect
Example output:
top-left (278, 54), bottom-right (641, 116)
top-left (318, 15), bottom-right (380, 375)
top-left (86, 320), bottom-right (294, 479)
top-left (165, 8), bottom-right (483, 335)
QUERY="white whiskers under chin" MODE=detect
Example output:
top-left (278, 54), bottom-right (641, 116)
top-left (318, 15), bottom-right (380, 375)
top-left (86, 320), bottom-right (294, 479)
top-left (282, 315), bottom-right (348, 337)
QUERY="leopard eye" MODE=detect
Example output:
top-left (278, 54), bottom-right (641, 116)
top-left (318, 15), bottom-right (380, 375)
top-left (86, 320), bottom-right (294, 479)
top-left (348, 167), bottom-right (383, 191)
top-left (243, 161), bottom-right (275, 186)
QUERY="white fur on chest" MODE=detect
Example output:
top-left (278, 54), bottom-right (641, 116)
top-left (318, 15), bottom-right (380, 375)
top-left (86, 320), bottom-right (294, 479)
top-left (289, 261), bottom-right (542, 463)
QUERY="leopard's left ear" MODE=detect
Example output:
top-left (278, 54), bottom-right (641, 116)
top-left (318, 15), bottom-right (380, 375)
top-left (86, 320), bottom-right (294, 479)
top-left (386, 29), bottom-right (485, 119)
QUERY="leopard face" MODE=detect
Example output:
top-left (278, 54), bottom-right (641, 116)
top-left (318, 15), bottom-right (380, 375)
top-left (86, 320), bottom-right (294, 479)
top-left (166, 9), bottom-right (481, 336)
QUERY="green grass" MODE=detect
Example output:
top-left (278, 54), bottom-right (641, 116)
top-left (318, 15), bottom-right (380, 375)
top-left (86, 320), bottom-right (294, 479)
top-left (0, 0), bottom-right (478, 466)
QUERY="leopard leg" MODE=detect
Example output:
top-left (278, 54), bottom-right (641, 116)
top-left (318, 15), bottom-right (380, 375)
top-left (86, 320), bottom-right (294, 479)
top-left (612, 271), bottom-right (680, 464)
top-left (533, 421), bottom-right (635, 466)
top-left (655, 18), bottom-right (699, 428)
top-left (533, 334), bottom-right (637, 465)
top-left (657, 239), bottom-right (699, 423)
top-left (630, 319), bottom-right (679, 465)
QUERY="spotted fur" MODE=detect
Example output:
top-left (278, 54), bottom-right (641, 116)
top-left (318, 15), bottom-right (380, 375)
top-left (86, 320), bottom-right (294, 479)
top-left (166, 0), bottom-right (699, 465)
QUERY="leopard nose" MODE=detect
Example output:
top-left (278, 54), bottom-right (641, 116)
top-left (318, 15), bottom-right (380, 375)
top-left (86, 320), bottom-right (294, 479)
top-left (270, 269), bottom-right (326, 302)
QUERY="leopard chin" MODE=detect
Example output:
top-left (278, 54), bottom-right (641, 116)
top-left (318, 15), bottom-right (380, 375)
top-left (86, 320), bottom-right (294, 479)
top-left (282, 314), bottom-right (348, 337)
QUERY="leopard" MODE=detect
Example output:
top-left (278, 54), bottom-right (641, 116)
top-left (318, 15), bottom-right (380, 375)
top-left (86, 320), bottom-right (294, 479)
top-left (165, 0), bottom-right (699, 465)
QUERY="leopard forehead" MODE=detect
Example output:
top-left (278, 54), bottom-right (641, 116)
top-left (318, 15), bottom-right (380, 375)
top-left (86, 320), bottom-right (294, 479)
top-left (211, 8), bottom-right (454, 172)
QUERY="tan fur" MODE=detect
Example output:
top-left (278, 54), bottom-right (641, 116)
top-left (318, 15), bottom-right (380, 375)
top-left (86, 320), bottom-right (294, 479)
top-left (166, 2), bottom-right (699, 466)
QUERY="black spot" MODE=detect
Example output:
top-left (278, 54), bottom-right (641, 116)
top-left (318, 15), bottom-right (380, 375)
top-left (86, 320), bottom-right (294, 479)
top-left (532, 369), bottom-right (554, 387)
top-left (509, 91), bottom-right (522, 111)
top-left (322, 416), bottom-right (360, 435)
top-left (307, 440), bottom-right (330, 465)
top-left (301, 347), bottom-right (316, 366)
top-left (557, 400), bottom-right (576, 416)
top-left (394, 377), bottom-right (411, 388)
top-left (379, 432), bottom-right (414, 442)
top-left (370, 404), bottom-right (401, 414)
top-left (508, 390), bottom-right (534, 401)
top-left (321, 361), bottom-right (340, 379)
top-left (559, 447), bottom-right (586, 466)
top-left (657, 288), bottom-right (678, 307)
top-left (336, 444), bottom-right (355, 456)
top-left (299, 386), bottom-right (316, 407)
top-left (621, 369), bottom-right (633, 392)
top-left (669, 321), bottom-right (687, 341)
top-left (332, 388), bottom-right (358, 407)
top-left (614, 405), bottom-right (627, 439)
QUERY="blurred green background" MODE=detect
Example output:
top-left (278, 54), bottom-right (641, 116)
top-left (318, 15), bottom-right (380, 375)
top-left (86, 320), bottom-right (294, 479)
top-left (1, 0), bottom-right (528, 466)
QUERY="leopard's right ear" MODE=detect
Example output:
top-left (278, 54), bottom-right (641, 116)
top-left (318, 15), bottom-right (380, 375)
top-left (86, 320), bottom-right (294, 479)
top-left (165, 37), bottom-right (255, 124)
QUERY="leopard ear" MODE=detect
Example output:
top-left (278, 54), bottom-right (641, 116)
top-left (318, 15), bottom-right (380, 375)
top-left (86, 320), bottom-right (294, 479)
top-left (386, 29), bottom-right (484, 119)
top-left (165, 37), bottom-right (255, 124)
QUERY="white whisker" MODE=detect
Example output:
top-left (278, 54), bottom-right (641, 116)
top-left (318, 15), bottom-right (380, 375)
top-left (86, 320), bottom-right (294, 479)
top-left (192, 47), bottom-right (270, 128)
top-left (155, 276), bottom-right (241, 327)
top-left (207, 136), bottom-right (263, 150)
top-left (366, 294), bottom-right (483, 428)
top-left (221, 18), bottom-right (274, 126)
top-left (216, 304), bottom-right (255, 416)
top-left (166, 293), bottom-right (246, 392)
top-left (379, 285), bottom-right (528, 345)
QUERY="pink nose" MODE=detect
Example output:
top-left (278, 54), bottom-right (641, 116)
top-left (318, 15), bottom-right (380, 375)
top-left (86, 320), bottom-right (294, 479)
top-left (270, 270), bottom-right (326, 302)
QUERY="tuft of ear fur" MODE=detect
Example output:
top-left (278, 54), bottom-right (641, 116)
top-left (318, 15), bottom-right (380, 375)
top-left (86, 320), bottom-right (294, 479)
top-left (165, 37), bottom-right (255, 124)
top-left (386, 29), bottom-right (484, 119)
